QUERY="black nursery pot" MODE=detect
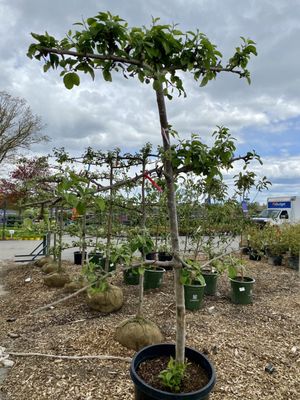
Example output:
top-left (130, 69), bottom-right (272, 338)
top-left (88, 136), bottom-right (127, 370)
top-left (130, 343), bottom-right (216, 400)
top-left (248, 250), bottom-right (261, 261)
top-left (158, 252), bottom-right (173, 262)
top-left (73, 251), bottom-right (87, 265)
top-left (146, 252), bottom-right (157, 261)
top-left (88, 252), bottom-right (103, 265)
top-left (268, 254), bottom-right (283, 266)
top-left (145, 252), bottom-right (173, 271)
top-left (288, 255), bottom-right (299, 270)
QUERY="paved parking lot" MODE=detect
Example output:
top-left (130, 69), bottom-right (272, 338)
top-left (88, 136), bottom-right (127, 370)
top-left (0, 238), bottom-right (76, 262)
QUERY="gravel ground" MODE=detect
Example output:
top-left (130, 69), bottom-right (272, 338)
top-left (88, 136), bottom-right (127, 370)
top-left (0, 256), bottom-right (299, 400)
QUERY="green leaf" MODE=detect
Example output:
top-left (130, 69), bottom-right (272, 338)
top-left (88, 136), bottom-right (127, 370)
top-left (76, 201), bottom-right (86, 215)
top-left (94, 197), bottom-right (105, 211)
top-left (173, 29), bottom-right (183, 36)
top-left (63, 72), bottom-right (80, 89)
top-left (87, 18), bottom-right (97, 26)
top-left (152, 80), bottom-right (161, 91)
top-left (43, 63), bottom-right (51, 73)
top-left (200, 75), bottom-right (209, 87)
top-left (64, 193), bottom-right (78, 207)
top-left (103, 69), bottom-right (112, 82)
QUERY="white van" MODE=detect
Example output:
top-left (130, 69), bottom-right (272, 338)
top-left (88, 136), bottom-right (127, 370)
top-left (252, 196), bottom-right (300, 226)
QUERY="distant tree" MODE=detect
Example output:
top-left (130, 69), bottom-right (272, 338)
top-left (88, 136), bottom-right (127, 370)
top-left (0, 91), bottom-right (48, 164)
top-left (0, 156), bottom-right (51, 207)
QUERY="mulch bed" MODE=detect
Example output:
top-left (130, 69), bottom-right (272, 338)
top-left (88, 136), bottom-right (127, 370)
top-left (0, 256), bottom-right (299, 400)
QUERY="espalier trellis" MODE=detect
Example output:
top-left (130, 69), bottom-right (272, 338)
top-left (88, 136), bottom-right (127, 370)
top-left (28, 11), bottom-right (269, 371)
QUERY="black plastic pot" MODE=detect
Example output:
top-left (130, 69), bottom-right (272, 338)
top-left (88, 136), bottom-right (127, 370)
top-left (267, 254), bottom-right (283, 266)
top-left (184, 281), bottom-right (206, 311)
top-left (158, 252), bottom-right (172, 262)
top-left (144, 267), bottom-right (165, 290)
top-left (202, 272), bottom-right (218, 296)
top-left (123, 268), bottom-right (140, 285)
top-left (287, 255), bottom-right (299, 270)
top-left (88, 252), bottom-right (103, 265)
top-left (130, 343), bottom-right (216, 400)
top-left (230, 276), bottom-right (255, 304)
top-left (146, 252), bottom-right (157, 261)
top-left (145, 252), bottom-right (173, 270)
top-left (248, 250), bottom-right (261, 261)
top-left (145, 252), bottom-right (172, 261)
top-left (73, 251), bottom-right (87, 265)
top-left (100, 257), bottom-right (116, 272)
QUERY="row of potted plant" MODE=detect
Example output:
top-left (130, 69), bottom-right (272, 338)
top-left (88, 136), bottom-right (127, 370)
top-left (245, 223), bottom-right (300, 269)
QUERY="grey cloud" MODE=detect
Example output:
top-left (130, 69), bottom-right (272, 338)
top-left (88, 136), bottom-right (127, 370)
top-left (0, 0), bottom-right (300, 189)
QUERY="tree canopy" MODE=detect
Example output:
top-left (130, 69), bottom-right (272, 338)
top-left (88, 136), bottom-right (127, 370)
top-left (0, 91), bottom-right (48, 164)
top-left (27, 12), bottom-right (257, 95)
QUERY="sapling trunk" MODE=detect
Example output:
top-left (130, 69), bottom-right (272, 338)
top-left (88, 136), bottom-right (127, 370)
top-left (105, 160), bottom-right (114, 273)
top-left (81, 213), bottom-right (87, 266)
top-left (155, 84), bottom-right (185, 364)
top-left (53, 207), bottom-right (58, 262)
top-left (58, 206), bottom-right (63, 271)
top-left (137, 159), bottom-right (147, 318)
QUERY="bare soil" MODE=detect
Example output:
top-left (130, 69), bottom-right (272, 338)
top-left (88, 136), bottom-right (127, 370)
top-left (137, 355), bottom-right (209, 393)
top-left (0, 256), bottom-right (299, 400)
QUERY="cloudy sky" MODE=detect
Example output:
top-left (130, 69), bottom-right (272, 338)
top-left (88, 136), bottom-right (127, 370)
top-left (1, 0), bottom-right (300, 203)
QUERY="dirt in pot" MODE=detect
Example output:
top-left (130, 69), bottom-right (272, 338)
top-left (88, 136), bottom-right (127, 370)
top-left (137, 355), bottom-right (209, 393)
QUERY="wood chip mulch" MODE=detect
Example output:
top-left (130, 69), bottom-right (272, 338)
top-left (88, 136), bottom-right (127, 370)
top-left (0, 256), bottom-right (299, 400)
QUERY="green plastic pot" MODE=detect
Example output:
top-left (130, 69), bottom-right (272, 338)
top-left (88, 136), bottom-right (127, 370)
top-left (202, 272), bottom-right (218, 295)
top-left (184, 281), bottom-right (206, 311)
top-left (230, 276), bottom-right (255, 304)
top-left (123, 268), bottom-right (140, 285)
top-left (144, 267), bottom-right (165, 290)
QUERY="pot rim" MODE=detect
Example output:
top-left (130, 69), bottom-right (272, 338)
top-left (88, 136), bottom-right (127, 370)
top-left (144, 267), bottom-right (166, 273)
top-left (229, 276), bottom-right (255, 284)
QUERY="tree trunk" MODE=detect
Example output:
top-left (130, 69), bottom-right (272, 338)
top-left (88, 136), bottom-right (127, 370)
top-left (137, 159), bottom-right (147, 318)
top-left (58, 206), bottom-right (63, 271)
top-left (105, 161), bottom-right (114, 273)
top-left (155, 84), bottom-right (185, 364)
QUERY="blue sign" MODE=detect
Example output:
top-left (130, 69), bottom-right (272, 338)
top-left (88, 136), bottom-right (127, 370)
top-left (268, 201), bottom-right (291, 209)
top-left (241, 200), bottom-right (248, 213)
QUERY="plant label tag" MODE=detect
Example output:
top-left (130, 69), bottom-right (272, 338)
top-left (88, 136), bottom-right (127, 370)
top-left (239, 287), bottom-right (245, 292)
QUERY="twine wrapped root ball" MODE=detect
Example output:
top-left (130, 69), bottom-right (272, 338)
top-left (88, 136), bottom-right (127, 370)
top-left (43, 272), bottom-right (71, 288)
top-left (41, 262), bottom-right (60, 274)
top-left (87, 284), bottom-right (123, 313)
top-left (64, 278), bottom-right (87, 293)
top-left (34, 256), bottom-right (53, 268)
top-left (115, 317), bottom-right (164, 351)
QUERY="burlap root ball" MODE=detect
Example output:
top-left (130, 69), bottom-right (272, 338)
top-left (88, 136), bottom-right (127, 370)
top-left (87, 284), bottom-right (123, 313)
top-left (41, 262), bottom-right (60, 274)
top-left (114, 317), bottom-right (164, 351)
top-left (43, 272), bottom-right (71, 288)
top-left (64, 278), bottom-right (87, 293)
top-left (34, 256), bottom-right (53, 268)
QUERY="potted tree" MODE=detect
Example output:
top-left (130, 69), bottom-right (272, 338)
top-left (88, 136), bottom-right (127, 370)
top-left (180, 260), bottom-right (206, 311)
top-left (245, 224), bottom-right (265, 261)
top-left (281, 224), bottom-right (300, 270)
top-left (226, 255), bottom-right (255, 304)
top-left (263, 225), bottom-right (287, 266)
top-left (29, 11), bottom-right (262, 397)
